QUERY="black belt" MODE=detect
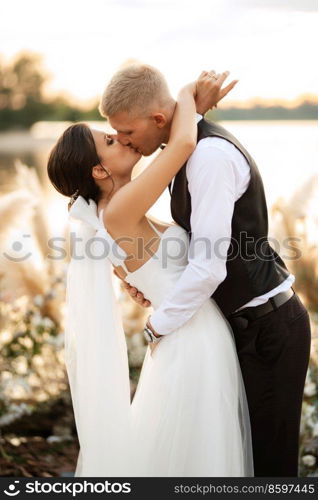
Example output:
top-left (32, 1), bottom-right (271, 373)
top-left (228, 288), bottom-right (294, 329)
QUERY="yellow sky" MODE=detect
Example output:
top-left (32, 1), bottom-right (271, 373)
top-left (1, 0), bottom-right (318, 104)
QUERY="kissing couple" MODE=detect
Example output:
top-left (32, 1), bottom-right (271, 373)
top-left (47, 64), bottom-right (311, 477)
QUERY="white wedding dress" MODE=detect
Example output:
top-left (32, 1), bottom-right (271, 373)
top-left (66, 197), bottom-right (254, 477)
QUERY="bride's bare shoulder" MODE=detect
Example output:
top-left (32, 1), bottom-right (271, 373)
top-left (101, 202), bottom-right (141, 240)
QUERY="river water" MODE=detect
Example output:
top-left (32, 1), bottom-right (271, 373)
top-left (0, 120), bottom-right (317, 232)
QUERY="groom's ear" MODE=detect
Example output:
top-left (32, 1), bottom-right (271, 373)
top-left (151, 112), bottom-right (167, 129)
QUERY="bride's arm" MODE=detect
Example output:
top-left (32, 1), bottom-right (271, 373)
top-left (104, 84), bottom-right (197, 227)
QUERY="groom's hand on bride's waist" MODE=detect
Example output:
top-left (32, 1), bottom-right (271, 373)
top-left (113, 269), bottom-right (152, 308)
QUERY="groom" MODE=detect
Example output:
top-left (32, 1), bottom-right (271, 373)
top-left (99, 64), bottom-right (311, 477)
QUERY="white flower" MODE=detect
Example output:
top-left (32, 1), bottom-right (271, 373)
top-left (46, 334), bottom-right (64, 349)
top-left (47, 435), bottom-right (63, 443)
top-left (5, 376), bottom-right (31, 393)
top-left (304, 404), bottom-right (316, 419)
top-left (0, 401), bottom-right (32, 427)
top-left (47, 434), bottom-right (72, 443)
top-left (19, 402), bottom-right (33, 415)
top-left (313, 422), bottom-right (318, 437)
top-left (305, 382), bottom-right (317, 397)
top-left (302, 455), bottom-right (317, 467)
top-left (43, 317), bottom-right (55, 330)
top-left (0, 413), bottom-right (16, 426)
top-left (34, 295), bottom-right (44, 307)
top-left (31, 313), bottom-right (43, 328)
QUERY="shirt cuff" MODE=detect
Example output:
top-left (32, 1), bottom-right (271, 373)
top-left (149, 313), bottom-right (171, 336)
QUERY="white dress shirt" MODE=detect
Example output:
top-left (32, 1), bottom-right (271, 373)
top-left (150, 116), bottom-right (294, 335)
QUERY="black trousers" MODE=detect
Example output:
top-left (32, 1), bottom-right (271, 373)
top-left (228, 293), bottom-right (311, 477)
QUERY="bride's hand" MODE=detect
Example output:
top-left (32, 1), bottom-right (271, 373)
top-left (195, 70), bottom-right (238, 115)
top-left (113, 269), bottom-right (152, 307)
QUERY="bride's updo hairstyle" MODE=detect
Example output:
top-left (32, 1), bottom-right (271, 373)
top-left (47, 123), bottom-right (103, 210)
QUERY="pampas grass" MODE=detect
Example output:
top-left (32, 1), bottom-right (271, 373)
top-left (0, 162), bottom-right (66, 302)
top-left (0, 187), bottom-right (48, 300)
top-left (271, 173), bottom-right (318, 314)
top-left (271, 175), bottom-right (318, 476)
top-left (0, 188), bottom-right (36, 234)
top-left (14, 161), bottom-right (55, 274)
top-left (0, 162), bottom-right (66, 417)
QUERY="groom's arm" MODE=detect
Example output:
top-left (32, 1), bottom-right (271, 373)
top-left (149, 139), bottom-right (246, 335)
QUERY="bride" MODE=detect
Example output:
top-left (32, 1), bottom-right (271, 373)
top-left (47, 74), bottom-right (254, 477)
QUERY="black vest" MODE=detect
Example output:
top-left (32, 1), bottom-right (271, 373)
top-left (169, 118), bottom-right (290, 318)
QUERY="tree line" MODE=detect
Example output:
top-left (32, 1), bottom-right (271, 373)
top-left (207, 102), bottom-right (318, 121)
top-left (0, 53), bottom-right (100, 130)
top-left (0, 53), bottom-right (317, 131)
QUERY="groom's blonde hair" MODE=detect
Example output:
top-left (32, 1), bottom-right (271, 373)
top-left (99, 63), bottom-right (173, 118)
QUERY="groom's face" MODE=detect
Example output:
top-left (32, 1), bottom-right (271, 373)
top-left (108, 111), bottom-right (165, 157)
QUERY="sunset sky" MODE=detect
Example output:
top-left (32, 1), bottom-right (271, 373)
top-left (1, 0), bottom-right (317, 104)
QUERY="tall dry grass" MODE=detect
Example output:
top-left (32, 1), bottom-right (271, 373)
top-left (271, 173), bottom-right (318, 314)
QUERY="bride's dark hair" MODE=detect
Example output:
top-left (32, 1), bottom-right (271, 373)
top-left (47, 123), bottom-right (108, 210)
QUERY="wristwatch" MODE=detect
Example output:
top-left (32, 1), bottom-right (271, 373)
top-left (143, 324), bottom-right (162, 344)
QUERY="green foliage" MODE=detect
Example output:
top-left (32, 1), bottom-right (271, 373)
top-left (0, 53), bottom-right (101, 130)
top-left (206, 101), bottom-right (318, 121)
